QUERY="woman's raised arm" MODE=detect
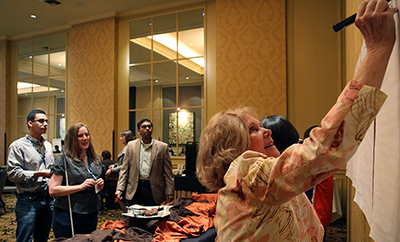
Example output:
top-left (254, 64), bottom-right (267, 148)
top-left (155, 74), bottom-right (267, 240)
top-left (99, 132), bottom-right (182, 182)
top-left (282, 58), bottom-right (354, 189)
top-left (353, 0), bottom-right (398, 89)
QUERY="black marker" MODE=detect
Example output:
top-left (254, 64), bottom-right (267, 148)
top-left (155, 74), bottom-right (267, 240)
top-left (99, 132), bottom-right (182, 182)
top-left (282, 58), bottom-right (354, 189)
top-left (333, 0), bottom-right (391, 32)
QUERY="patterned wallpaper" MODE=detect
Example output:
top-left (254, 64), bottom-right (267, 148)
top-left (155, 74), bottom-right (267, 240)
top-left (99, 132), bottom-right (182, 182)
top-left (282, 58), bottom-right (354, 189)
top-left (215, 0), bottom-right (286, 118)
top-left (0, 40), bottom-right (11, 165)
top-left (69, 17), bottom-right (118, 155)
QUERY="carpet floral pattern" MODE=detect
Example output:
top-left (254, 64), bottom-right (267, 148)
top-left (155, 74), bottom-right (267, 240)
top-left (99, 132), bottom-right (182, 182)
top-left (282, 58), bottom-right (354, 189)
top-left (0, 193), bottom-right (125, 241)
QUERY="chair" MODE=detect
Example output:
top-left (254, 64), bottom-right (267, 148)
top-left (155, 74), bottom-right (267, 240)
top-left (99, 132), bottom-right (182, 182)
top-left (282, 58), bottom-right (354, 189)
top-left (0, 169), bottom-right (7, 213)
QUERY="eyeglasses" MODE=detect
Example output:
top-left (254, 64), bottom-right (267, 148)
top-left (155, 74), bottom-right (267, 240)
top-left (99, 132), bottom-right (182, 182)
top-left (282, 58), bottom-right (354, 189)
top-left (140, 125), bottom-right (152, 129)
top-left (33, 119), bottom-right (50, 124)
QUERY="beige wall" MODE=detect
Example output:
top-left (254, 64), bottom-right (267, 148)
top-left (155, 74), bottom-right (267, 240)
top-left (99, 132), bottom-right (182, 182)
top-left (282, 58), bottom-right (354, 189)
top-left (215, 0), bottom-right (287, 117)
top-left (286, 0), bottom-right (350, 217)
top-left (0, 39), bottom-right (11, 166)
top-left (68, 17), bottom-right (118, 155)
top-left (345, 1), bottom-right (372, 241)
top-left (287, 0), bottom-right (343, 136)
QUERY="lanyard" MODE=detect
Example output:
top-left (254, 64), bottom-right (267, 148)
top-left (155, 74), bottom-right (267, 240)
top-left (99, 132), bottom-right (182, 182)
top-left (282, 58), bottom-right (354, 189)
top-left (82, 157), bottom-right (97, 180)
top-left (26, 136), bottom-right (46, 166)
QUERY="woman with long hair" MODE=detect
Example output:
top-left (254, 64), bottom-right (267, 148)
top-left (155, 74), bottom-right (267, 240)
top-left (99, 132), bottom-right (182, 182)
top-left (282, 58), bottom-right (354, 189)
top-left (49, 123), bottom-right (104, 238)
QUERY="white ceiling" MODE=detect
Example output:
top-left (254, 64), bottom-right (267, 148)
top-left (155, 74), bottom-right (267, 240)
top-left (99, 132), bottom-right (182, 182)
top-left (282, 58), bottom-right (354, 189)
top-left (0, 0), bottom-right (206, 39)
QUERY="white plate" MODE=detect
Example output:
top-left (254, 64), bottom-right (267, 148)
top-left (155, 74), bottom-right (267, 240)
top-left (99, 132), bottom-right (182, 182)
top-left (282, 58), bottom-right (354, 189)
top-left (122, 205), bottom-right (172, 218)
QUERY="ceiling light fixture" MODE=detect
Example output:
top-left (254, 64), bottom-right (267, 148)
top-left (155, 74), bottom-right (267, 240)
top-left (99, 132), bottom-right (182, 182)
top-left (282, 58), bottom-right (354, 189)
top-left (17, 82), bottom-right (59, 94)
top-left (31, 14), bottom-right (37, 19)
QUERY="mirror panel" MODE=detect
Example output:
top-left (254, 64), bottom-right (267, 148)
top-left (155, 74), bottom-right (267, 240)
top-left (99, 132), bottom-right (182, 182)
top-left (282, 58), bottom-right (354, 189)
top-left (130, 18), bottom-right (152, 64)
top-left (17, 35), bottom-right (66, 143)
top-left (128, 9), bottom-right (204, 148)
top-left (153, 14), bottom-right (177, 62)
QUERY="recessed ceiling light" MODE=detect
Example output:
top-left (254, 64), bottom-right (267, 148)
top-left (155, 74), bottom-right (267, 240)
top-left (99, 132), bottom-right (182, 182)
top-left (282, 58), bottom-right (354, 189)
top-left (79, 3), bottom-right (84, 7)
top-left (58, 64), bottom-right (62, 66)
top-left (31, 14), bottom-right (37, 19)
top-left (189, 43), bottom-right (193, 45)
top-left (186, 76), bottom-right (189, 79)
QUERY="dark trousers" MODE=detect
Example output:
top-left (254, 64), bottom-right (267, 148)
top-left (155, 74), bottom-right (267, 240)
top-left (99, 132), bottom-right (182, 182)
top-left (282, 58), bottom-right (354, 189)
top-left (125, 180), bottom-right (159, 232)
top-left (52, 207), bottom-right (98, 239)
top-left (15, 192), bottom-right (54, 242)
top-left (127, 180), bottom-right (157, 206)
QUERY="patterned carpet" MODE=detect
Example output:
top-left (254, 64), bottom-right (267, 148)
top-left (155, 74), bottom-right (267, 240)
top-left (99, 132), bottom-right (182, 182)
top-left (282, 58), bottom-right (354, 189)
top-left (326, 217), bottom-right (347, 242)
top-left (0, 193), bottom-right (346, 241)
top-left (0, 193), bottom-right (125, 241)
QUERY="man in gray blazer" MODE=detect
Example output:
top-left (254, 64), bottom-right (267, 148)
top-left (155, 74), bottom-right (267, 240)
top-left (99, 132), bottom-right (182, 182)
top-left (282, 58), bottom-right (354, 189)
top-left (116, 118), bottom-right (174, 206)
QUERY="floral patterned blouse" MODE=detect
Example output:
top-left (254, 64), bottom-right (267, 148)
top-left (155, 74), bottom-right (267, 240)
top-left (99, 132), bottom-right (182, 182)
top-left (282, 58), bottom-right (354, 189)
top-left (216, 80), bottom-right (387, 241)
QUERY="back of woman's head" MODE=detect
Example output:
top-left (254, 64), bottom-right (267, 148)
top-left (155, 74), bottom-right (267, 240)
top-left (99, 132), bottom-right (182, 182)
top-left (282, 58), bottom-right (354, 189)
top-left (121, 130), bottom-right (135, 142)
top-left (303, 125), bottom-right (319, 139)
top-left (196, 107), bottom-right (253, 192)
top-left (260, 115), bottom-right (299, 153)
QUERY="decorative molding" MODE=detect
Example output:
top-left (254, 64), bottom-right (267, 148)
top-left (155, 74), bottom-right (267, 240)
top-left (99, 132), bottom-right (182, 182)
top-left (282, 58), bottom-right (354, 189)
top-left (68, 11), bottom-right (117, 26)
top-left (10, 25), bottom-right (71, 41)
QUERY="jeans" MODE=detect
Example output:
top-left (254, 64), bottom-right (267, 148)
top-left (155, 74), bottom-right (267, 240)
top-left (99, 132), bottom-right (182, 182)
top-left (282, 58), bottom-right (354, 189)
top-left (52, 207), bottom-right (98, 239)
top-left (15, 193), bottom-right (54, 242)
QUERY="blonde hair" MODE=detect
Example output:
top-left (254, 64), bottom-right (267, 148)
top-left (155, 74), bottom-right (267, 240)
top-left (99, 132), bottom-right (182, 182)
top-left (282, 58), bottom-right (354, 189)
top-left (196, 107), bottom-right (255, 192)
